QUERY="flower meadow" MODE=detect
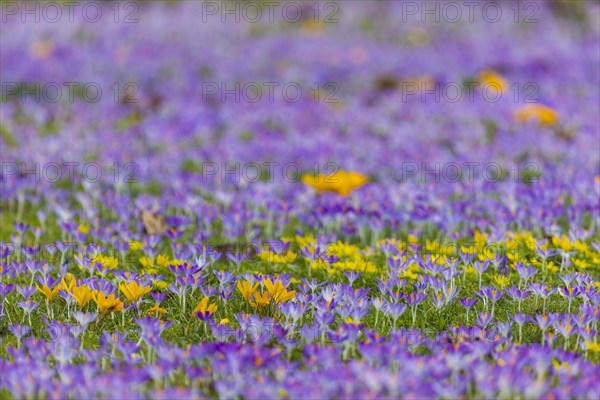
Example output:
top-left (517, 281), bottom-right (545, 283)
top-left (1, 1), bottom-right (600, 399)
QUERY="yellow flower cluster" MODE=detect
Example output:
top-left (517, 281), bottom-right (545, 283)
top-left (327, 241), bottom-right (364, 259)
top-left (140, 254), bottom-right (185, 273)
top-left (61, 273), bottom-right (124, 314)
top-left (129, 241), bottom-right (144, 251)
top-left (259, 250), bottom-right (297, 264)
top-left (493, 275), bottom-right (511, 288)
top-left (424, 241), bottom-right (456, 257)
top-left (237, 278), bottom-right (296, 309)
top-left (91, 254), bottom-right (119, 270)
top-left (286, 229), bottom-right (598, 281)
top-left (549, 235), bottom-right (599, 271)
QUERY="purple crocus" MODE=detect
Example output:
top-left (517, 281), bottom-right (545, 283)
top-left (460, 298), bottom-right (478, 325)
top-left (511, 313), bottom-right (530, 342)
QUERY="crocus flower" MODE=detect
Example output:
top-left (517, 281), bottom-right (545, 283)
top-left (535, 314), bottom-right (556, 344)
top-left (249, 291), bottom-right (272, 309)
top-left (302, 170), bottom-right (368, 196)
top-left (8, 323), bottom-right (30, 346)
top-left (514, 104), bottom-right (559, 126)
top-left (150, 292), bottom-right (167, 304)
top-left (479, 69), bottom-right (508, 92)
top-left (515, 263), bottom-right (537, 283)
top-left (17, 286), bottom-right (36, 301)
top-left (73, 311), bottom-right (97, 327)
top-left (459, 298), bottom-right (478, 325)
top-left (194, 296), bottom-right (217, 321)
top-left (237, 280), bottom-right (259, 303)
top-left (147, 303), bottom-right (168, 316)
top-left (459, 298), bottom-right (478, 309)
top-left (17, 299), bottom-right (40, 314)
top-left (119, 280), bottom-right (152, 303)
top-left (13, 222), bottom-right (29, 235)
top-left (264, 278), bottom-right (296, 305)
top-left (36, 277), bottom-right (61, 302)
top-left (67, 283), bottom-right (94, 309)
top-left (383, 302), bottom-right (407, 325)
top-left (511, 313), bottom-right (530, 342)
top-left (136, 317), bottom-right (172, 348)
top-left (496, 320), bottom-right (513, 338)
top-left (0, 283), bottom-right (16, 302)
top-left (559, 286), bottom-right (582, 313)
top-left (92, 290), bottom-right (124, 314)
top-left (476, 311), bottom-right (494, 328)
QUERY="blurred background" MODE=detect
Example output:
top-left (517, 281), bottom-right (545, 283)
top-left (1, 0), bottom-right (599, 240)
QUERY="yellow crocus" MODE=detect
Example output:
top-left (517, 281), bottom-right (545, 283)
top-left (249, 291), bottom-right (271, 309)
top-left (68, 283), bottom-right (94, 309)
top-left (193, 296), bottom-right (217, 320)
top-left (92, 254), bottom-right (118, 270)
top-left (275, 289), bottom-right (296, 304)
top-left (302, 170), bottom-right (368, 196)
top-left (61, 273), bottom-right (76, 291)
top-left (119, 280), bottom-right (152, 303)
top-left (514, 104), bottom-right (558, 126)
top-left (92, 291), bottom-right (124, 314)
top-left (148, 303), bottom-right (167, 315)
top-left (237, 280), bottom-right (259, 303)
top-left (264, 279), bottom-right (296, 305)
top-left (36, 283), bottom-right (61, 302)
top-left (301, 19), bottom-right (325, 36)
top-left (479, 69), bottom-right (508, 92)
